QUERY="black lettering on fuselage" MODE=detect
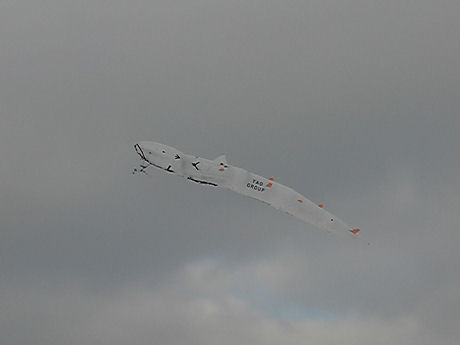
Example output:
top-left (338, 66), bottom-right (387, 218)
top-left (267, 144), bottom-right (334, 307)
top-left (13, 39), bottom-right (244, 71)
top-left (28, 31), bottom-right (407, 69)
top-left (252, 179), bottom-right (264, 186)
top-left (246, 180), bottom-right (265, 192)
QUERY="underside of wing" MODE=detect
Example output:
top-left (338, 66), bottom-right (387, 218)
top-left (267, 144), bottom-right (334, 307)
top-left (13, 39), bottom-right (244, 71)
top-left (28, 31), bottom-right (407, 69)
top-left (224, 167), bottom-right (359, 237)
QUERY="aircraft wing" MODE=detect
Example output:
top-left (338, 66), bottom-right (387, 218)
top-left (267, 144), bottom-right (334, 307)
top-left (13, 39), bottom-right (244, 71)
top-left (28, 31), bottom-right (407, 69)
top-left (222, 166), bottom-right (359, 237)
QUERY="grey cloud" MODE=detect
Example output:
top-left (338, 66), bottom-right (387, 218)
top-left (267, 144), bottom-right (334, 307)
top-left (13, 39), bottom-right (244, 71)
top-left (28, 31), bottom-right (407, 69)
top-left (0, 0), bottom-right (459, 344)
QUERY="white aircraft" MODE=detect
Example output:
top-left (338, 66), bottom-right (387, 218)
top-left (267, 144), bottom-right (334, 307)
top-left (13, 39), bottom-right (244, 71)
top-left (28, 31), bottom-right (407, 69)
top-left (133, 141), bottom-right (360, 238)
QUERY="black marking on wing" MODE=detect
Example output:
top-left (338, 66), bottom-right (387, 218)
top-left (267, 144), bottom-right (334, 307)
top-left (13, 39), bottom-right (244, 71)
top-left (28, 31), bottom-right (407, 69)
top-left (187, 177), bottom-right (218, 186)
top-left (192, 161), bottom-right (200, 170)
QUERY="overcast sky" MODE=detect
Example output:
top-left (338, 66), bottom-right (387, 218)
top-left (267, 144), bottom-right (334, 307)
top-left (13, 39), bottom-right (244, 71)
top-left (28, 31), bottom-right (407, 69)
top-left (1, 1), bottom-right (459, 344)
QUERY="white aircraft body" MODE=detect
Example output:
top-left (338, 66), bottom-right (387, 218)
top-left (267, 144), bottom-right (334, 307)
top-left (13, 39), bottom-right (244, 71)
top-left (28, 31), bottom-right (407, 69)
top-left (133, 141), bottom-right (360, 238)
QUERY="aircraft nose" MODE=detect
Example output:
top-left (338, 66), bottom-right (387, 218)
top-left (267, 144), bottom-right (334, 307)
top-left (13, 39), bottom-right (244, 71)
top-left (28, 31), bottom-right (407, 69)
top-left (134, 143), bottom-right (147, 161)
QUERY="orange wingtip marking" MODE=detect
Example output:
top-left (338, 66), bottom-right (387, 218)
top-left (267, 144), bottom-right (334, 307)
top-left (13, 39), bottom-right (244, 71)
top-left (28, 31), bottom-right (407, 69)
top-left (269, 177), bottom-right (274, 181)
top-left (219, 168), bottom-right (225, 171)
top-left (266, 182), bottom-right (272, 187)
top-left (349, 228), bottom-right (360, 234)
top-left (298, 199), bottom-right (303, 203)
top-left (318, 204), bottom-right (324, 208)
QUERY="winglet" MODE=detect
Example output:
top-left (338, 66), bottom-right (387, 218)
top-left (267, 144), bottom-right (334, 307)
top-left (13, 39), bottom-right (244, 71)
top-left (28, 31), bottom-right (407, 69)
top-left (318, 203), bottom-right (324, 208)
top-left (269, 177), bottom-right (274, 181)
top-left (349, 228), bottom-right (360, 235)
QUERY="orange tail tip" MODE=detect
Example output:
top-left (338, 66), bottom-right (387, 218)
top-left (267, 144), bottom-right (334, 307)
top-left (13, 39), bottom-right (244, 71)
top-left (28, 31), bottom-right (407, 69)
top-left (297, 199), bottom-right (303, 203)
top-left (219, 168), bottom-right (225, 171)
top-left (266, 182), bottom-right (273, 188)
top-left (318, 203), bottom-right (324, 208)
top-left (349, 228), bottom-right (360, 235)
top-left (269, 177), bottom-right (274, 181)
